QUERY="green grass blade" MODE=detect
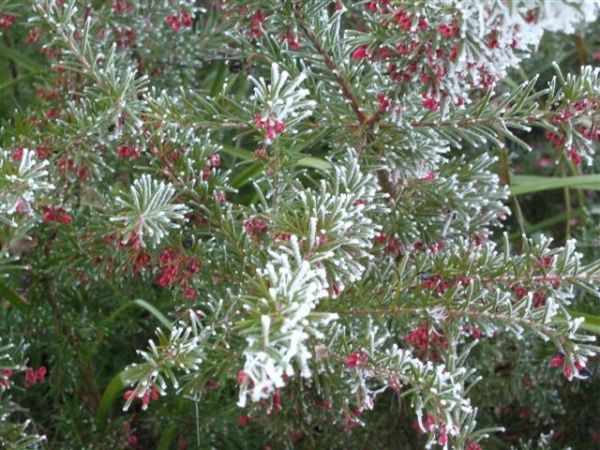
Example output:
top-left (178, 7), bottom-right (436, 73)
top-left (510, 174), bottom-right (600, 195)
top-left (94, 370), bottom-right (127, 425)
top-left (296, 156), bottom-right (331, 170)
top-left (0, 279), bottom-right (30, 313)
top-left (0, 72), bottom-right (39, 93)
top-left (132, 299), bottom-right (172, 330)
top-left (106, 298), bottom-right (172, 331)
top-left (0, 43), bottom-right (44, 72)
top-left (552, 310), bottom-right (600, 335)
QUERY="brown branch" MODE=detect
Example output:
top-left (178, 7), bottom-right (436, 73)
top-left (299, 25), bottom-right (366, 124)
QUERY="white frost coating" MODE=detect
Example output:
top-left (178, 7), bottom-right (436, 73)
top-left (385, 1), bottom-right (600, 109)
top-left (261, 315), bottom-right (271, 348)
top-left (249, 63), bottom-right (316, 144)
top-left (109, 174), bottom-right (189, 247)
top-left (1, 148), bottom-right (54, 222)
top-left (238, 252), bottom-right (337, 407)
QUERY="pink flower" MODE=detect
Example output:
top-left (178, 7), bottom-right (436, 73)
top-left (208, 154), bottom-right (221, 167)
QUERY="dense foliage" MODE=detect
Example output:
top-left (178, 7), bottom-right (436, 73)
top-left (2, 1), bottom-right (600, 448)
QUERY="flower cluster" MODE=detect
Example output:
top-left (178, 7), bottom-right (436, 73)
top-left (0, 369), bottom-right (12, 390)
top-left (550, 351), bottom-right (592, 381)
top-left (24, 366), bottom-right (47, 388)
top-left (250, 63), bottom-right (315, 147)
top-left (355, 1), bottom-right (600, 108)
top-left (124, 385), bottom-right (159, 410)
top-left (41, 205), bottom-right (72, 224)
top-left (405, 322), bottom-right (448, 361)
top-left (155, 247), bottom-right (200, 299)
top-left (0, 12), bottom-right (17, 29)
top-left (166, 11), bottom-right (193, 34)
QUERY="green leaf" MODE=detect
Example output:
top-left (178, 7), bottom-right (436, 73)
top-left (553, 310), bottom-right (600, 335)
top-left (94, 370), bottom-right (127, 425)
top-left (157, 424), bottom-right (178, 450)
top-left (132, 299), bottom-right (173, 330)
top-left (296, 156), bottom-right (332, 171)
top-left (107, 298), bottom-right (172, 331)
top-left (230, 163), bottom-right (264, 188)
top-left (0, 279), bottom-right (30, 313)
top-left (0, 43), bottom-right (44, 72)
top-left (220, 143), bottom-right (254, 161)
top-left (0, 72), bottom-right (39, 93)
top-left (510, 174), bottom-right (600, 195)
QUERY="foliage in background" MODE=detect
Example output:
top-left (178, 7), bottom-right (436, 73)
top-left (1, 1), bottom-right (600, 449)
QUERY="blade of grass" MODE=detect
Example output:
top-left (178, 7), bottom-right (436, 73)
top-left (0, 279), bottom-right (30, 313)
top-left (552, 310), bottom-right (600, 335)
top-left (510, 174), bottom-right (600, 195)
top-left (94, 370), bottom-right (127, 425)
top-left (106, 298), bottom-right (172, 330)
top-left (0, 72), bottom-right (39, 93)
top-left (0, 43), bottom-right (44, 72)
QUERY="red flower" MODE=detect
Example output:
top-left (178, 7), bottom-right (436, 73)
top-left (346, 350), bottom-right (368, 369)
top-left (12, 146), bottom-right (24, 161)
top-left (567, 149), bottom-right (581, 165)
top-left (285, 30), bottom-right (300, 50)
top-left (181, 11), bottom-right (193, 27)
top-left (237, 415), bottom-right (251, 426)
top-left (244, 218), bottom-right (268, 239)
top-left (118, 145), bottom-right (141, 158)
top-left (524, 9), bottom-right (537, 23)
top-left (0, 13), bottom-right (17, 29)
top-left (24, 366), bottom-right (47, 388)
top-left (42, 206), bottom-right (72, 224)
top-left (113, 0), bottom-right (133, 14)
top-left (352, 47), bottom-right (368, 60)
top-left (272, 390), bottom-right (282, 411)
top-left (376, 93), bottom-right (390, 113)
top-left (166, 15), bottom-right (182, 33)
top-left (438, 23), bottom-right (458, 39)
top-left (466, 443), bottom-right (482, 450)
top-left (0, 369), bottom-right (13, 389)
top-left (422, 96), bottom-right (439, 111)
top-left (550, 352), bottom-right (564, 368)
top-left (26, 28), bottom-right (40, 45)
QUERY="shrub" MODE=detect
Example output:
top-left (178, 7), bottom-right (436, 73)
top-left (1, 1), bottom-right (600, 448)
